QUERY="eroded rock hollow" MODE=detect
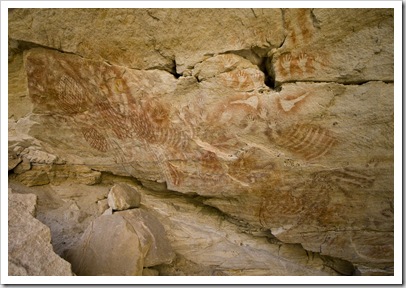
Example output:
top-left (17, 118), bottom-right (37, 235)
top-left (8, 8), bottom-right (394, 276)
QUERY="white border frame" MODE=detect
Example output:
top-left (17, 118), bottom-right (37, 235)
top-left (1, 1), bottom-right (402, 285)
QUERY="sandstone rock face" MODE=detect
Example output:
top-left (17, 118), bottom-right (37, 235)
top-left (108, 183), bottom-right (141, 211)
top-left (116, 209), bottom-right (175, 267)
top-left (8, 188), bottom-right (73, 276)
top-left (8, 39), bottom-right (32, 120)
top-left (140, 188), bottom-right (352, 276)
top-left (65, 213), bottom-right (144, 276)
top-left (142, 268), bottom-right (159, 276)
top-left (269, 9), bottom-right (393, 85)
top-left (8, 8), bottom-right (284, 74)
top-left (65, 208), bottom-right (174, 275)
top-left (8, 8), bottom-right (394, 276)
top-left (8, 180), bottom-right (110, 256)
top-left (8, 181), bottom-right (350, 276)
top-left (97, 199), bottom-right (109, 214)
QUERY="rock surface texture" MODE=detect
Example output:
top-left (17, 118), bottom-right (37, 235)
top-left (107, 183), bottom-right (142, 211)
top-left (65, 208), bottom-right (175, 276)
top-left (8, 8), bottom-right (394, 276)
top-left (8, 188), bottom-right (73, 276)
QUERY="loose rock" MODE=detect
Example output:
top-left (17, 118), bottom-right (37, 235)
top-left (108, 183), bottom-right (141, 211)
top-left (65, 208), bottom-right (174, 275)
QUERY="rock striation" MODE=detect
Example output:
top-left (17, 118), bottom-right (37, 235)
top-left (8, 8), bottom-right (394, 276)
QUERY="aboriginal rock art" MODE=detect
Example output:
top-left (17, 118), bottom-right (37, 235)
top-left (26, 50), bottom-right (188, 181)
top-left (57, 75), bottom-right (88, 114)
top-left (258, 166), bottom-right (377, 230)
top-left (10, 8), bottom-right (395, 276)
top-left (276, 51), bottom-right (329, 78)
top-left (259, 189), bottom-right (306, 228)
top-left (219, 68), bottom-right (265, 92)
top-left (81, 127), bottom-right (109, 152)
top-left (265, 123), bottom-right (337, 161)
top-left (284, 8), bottom-right (316, 46)
top-left (277, 90), bottom-right (310, 113)
top-left (311, 168), bottom-right (376, 195)
top-left (25, 48), bottom-right (344, 196)
top-left (275, 9), bottom-right (330, 79)
top-left (227, 147), bottom-right (275, 185)
top-left (257, 177), bottom-right (330, 230)
top-left (206, 93), bottom-right (264, 133)
top-left (25, 49), bottom-right (279, 192)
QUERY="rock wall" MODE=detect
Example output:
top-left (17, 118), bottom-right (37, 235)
top-left (8, 8), bottom-right (394, 276)
top-left (8, 188), bottom-right (73, 276)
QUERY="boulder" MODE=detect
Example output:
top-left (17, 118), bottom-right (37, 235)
top-left (108, 183), bottom-right (141, 211)
top-left (65, 214), bottom-right (144, 276)
top-left (116, 209), bottom-right (175, 267)
top-left (65, 208), bottom-right (174, 275)
top-left (8, 188), bottom-right (73, 276)
top-left (8, 181), bottom-right (110, 257)
top-left (102, 207), bottom-right (113, 216)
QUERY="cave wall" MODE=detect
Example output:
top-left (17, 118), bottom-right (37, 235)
top-left (8, 8), bottom-right (394, 276)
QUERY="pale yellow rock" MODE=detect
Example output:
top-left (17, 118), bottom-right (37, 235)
top-left (140, 189), bottom-right (342, 276)
top-left (269, 8), bottom-right (393, 85)
top-left (102, 207), bottom-right (113, 216)
top-left (142, 268), bottom-right (159, 276)
top-left (13, 156), bottom-right (31, 174)
top-left (8, 8), bottom-right (284, 74)
top-left (17, 46), bottom-right (393, 274)
top-left (8, 41), bottom-right (32, 120)
top-left (8, 181), bottom-right (110, 256)
top-left (8, 189), bottom-right (73, 276)
top-left (107, 183), bottom-right (141, 211)
top-left (65, 214), bottom-right (144, 276)
top-left (8, 156), bottom-right (21, 170)
top-left (65, 208), bottom-right (174, 275)
top-left (116, 208), bottom-right (175, 267)
top-left (14, 169), bottom-right (50, 187)
top-left (10, 163), bottom-right (102, 186)
top-left (97, 199), bottom-right (109, 214)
